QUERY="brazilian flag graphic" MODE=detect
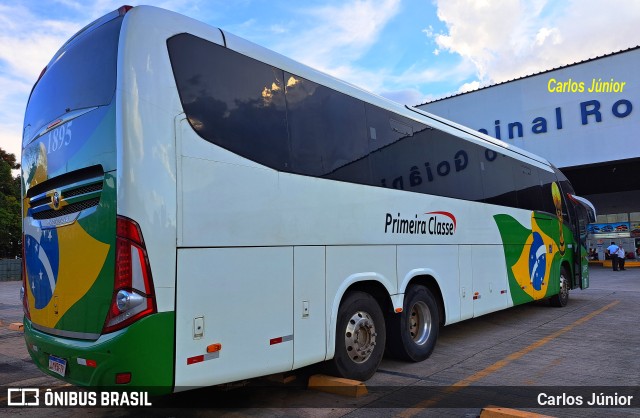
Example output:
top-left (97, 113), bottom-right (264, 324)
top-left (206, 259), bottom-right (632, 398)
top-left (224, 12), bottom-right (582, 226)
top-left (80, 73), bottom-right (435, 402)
top-left (494, 212), bottom-right (565, 305)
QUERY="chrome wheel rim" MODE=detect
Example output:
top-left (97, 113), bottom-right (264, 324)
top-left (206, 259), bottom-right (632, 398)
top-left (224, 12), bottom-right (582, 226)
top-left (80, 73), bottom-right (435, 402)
top-left (409, 301), bottom-right (432, 346)
top-left (344, 311), bottom-right (377, 363)
top-left (559, 274), bottom-right (568, 301)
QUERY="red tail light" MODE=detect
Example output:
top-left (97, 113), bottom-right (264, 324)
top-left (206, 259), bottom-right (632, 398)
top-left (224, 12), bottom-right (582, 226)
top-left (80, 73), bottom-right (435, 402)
top-left (103, 216), bottom-right (156, 334)
top-left (118, 5), bottom-right (133, 16)
top-left (115, 372), bottom-right (132, 384)
top-left (36, 66), bottom-right (47, 84)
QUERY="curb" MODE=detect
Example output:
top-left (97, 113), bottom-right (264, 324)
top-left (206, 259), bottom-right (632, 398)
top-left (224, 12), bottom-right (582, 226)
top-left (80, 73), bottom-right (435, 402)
top-left (481, 407), bottom-right (555, 418)
top-left (308, 374), bottom-right (368, 397)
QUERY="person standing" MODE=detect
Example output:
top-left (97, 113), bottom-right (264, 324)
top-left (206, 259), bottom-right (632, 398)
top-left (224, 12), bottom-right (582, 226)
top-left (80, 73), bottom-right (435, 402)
top-left (607, 241), bottom-right (620, 271)
top-left (617, 245), bottom-right (626, 271)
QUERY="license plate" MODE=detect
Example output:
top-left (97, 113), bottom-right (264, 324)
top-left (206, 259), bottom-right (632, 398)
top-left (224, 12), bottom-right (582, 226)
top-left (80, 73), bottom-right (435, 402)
top-left (48, 355), bottom-right (67, 377)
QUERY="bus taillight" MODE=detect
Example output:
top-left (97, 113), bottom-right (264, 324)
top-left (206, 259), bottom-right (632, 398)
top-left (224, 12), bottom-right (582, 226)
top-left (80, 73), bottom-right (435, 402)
top-left (36, 66), bottom-right (47, 84)
top-left (118, 5), bottom-right (133, 16)
top-left (103, 216), bottom-right (156, 334)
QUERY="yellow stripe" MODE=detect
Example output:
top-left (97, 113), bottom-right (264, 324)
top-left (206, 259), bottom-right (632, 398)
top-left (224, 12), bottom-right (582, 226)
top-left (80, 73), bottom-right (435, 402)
top-left (396, 301), bottom-right (619, 416)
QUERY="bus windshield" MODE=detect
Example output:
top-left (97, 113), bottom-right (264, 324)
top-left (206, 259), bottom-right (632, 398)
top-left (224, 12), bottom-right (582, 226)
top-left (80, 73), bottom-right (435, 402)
top-left (23, 15), bottom-right (122, 145)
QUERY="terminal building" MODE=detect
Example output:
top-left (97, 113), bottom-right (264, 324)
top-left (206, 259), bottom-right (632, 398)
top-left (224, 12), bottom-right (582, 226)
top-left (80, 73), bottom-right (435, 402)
top-left (417, 46), bottom-right (640, 259)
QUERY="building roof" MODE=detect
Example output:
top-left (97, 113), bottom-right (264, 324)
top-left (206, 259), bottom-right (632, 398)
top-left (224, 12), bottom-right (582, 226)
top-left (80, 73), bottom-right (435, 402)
top-left (418, 45), bottom-right (640, 106)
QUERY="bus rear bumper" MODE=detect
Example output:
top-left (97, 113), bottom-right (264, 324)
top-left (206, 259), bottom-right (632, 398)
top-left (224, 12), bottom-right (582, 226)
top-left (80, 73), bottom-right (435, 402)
top-left (23, 311), bottom-right (175, 395)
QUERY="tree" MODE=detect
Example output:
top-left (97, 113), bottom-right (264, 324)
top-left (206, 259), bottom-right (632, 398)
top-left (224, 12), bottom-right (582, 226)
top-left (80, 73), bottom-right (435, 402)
top-left (0, 147), bottom-right (21, 258)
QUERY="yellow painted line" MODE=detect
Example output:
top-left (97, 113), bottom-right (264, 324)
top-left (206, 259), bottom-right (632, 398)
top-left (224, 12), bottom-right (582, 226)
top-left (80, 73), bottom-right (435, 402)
top-left (396, 301), bottom-right (620, 417)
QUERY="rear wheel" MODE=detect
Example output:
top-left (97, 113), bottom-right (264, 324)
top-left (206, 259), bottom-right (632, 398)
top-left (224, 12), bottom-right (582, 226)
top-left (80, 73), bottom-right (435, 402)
top-left (326, 291), bottom-right (386, 381)
top-left (386, 285), bottom-right (439, 362)
top-left (550, 267), bottom-right (569, 307)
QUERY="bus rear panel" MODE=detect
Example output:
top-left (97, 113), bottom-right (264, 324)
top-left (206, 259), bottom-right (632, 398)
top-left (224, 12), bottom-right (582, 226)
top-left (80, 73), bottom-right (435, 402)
top-left (21, 7), bottom-right (174, 392)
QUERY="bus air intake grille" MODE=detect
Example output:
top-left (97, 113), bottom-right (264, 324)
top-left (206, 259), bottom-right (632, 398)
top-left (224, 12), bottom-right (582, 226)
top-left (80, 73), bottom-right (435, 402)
top-left (32, 198), bottom-right (101, 220)
top-left (62, 182), bottom-right (103, 198)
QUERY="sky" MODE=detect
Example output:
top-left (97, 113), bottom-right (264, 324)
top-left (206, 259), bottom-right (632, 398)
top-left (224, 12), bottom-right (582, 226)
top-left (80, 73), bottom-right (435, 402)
top-left (2, 0), bottom-right (640, 167)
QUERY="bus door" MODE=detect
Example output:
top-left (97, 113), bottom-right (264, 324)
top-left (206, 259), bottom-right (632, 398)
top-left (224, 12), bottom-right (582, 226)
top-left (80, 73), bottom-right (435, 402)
top-left (568, 195), bottom-right (596, 289)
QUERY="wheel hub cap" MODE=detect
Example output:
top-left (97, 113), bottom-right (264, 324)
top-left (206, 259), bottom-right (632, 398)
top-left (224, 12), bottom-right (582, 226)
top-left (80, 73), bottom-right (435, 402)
top-left (344, 311), bottom-right (377, 363)
top-left (409, 301), bottom-right (432, 346)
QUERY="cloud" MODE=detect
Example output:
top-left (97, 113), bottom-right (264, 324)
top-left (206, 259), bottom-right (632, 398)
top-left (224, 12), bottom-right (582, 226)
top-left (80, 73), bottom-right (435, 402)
top-left (380, 89), bottom-right (429, 106)
top-left (0, 6), bottom-right (79, 82)
top-left (231, 0), bottom-right (424, 103)
top-left (0, 3), bottom-right (82, 160)
top-left (269, 24), bottom-right (288, 34)
top-left (535, 27), bottom-right (561, 46)
top-left (272, 0), bottom-right (401, 74)
top-left (433, 0), bottom-right (640, 86)
top-left (0, 0), bottom-right (200, 160)
top-left (0, 0), bottom-right (209, 83)
top-left (457, 80), bottom-right (482, 93)
top-left (252, 0), bottom-right (482, 105)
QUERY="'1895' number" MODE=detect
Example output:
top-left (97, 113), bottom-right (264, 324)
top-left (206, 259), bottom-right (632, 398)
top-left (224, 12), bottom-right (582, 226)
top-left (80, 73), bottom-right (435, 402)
top-left (47, 121), bottom-right (72, 154)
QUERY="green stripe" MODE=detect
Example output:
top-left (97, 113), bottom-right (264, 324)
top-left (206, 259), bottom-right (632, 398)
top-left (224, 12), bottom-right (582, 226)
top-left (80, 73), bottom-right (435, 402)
top-left (25, 311), bottom-right (175, 395)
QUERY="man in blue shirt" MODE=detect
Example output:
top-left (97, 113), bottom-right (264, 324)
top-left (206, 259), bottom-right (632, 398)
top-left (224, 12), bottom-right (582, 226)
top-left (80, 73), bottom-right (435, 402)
top-left (607, 241), bottom-right (620, 271)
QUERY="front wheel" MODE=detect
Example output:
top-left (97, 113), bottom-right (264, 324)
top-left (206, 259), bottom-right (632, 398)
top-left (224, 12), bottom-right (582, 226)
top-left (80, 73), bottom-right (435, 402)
top-left (326, 291), bottom-right (386, 381)
top-left (386, 285), bottom-right (440, 362)
top-left (550, 267), bottom-right (569, 307)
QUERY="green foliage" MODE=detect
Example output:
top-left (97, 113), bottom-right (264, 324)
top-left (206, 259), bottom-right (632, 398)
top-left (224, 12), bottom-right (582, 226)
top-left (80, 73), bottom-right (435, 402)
top-left (0, 148), bottom-right (21, 258)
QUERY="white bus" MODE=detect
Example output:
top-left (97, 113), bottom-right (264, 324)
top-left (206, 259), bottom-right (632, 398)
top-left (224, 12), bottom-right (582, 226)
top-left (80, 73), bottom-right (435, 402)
top-left (21, 5), bottom-right (595, 393)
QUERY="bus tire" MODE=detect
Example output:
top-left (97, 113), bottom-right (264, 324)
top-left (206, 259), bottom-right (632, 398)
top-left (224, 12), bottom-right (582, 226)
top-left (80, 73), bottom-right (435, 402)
top-left (550, 267), bottom-right (569, 307)
top-left (327, 291), bottom-right (386, 381)
top-left (386, 285), bottom-right (439, 362)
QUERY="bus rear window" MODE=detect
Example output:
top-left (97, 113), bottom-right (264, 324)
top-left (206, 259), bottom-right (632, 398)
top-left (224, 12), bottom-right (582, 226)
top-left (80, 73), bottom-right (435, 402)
top-left (23, 16), bottom-right (123, 145)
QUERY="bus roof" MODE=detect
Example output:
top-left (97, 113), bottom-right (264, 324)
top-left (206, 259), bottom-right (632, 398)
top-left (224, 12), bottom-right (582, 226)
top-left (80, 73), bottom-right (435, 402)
top-left (132, 5), bottom-right (554, 171)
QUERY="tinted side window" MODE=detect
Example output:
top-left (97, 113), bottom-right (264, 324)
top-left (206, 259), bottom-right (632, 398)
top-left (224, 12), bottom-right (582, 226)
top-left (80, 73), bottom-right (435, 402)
top-left (369, 119), bottom-right (485, 201)
top-left (168, 34), bottom-right (290, 170)
top-left (555, 169), bottom-right (575, 225)
top-left (513, 162), bottom-right (543, 211)
top-left (168, 32), bottom-right (562, 210)
top-left (479, 149), bottom-right (518, 207)
top-left (365, 104), bottom-right (425, 150)
top-left (538, 168), bottom-right (559, 214)
top-left (285, 73), bottom-right (369, 182)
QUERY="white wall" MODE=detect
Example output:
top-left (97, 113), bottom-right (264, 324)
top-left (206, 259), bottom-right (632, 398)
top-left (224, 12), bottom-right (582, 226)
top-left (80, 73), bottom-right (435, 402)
top-left (418, 48), bottom-right (640, 168)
